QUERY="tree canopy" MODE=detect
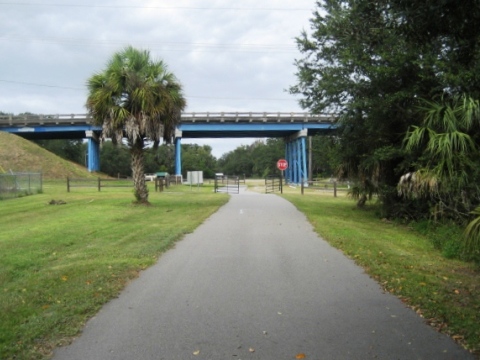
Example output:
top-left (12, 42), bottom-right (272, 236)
top-left (86, 46), bottom-right (186, 203)
top-left (218, 139), bottom-right (284, 178)
top-left (290, 0), bottom-right (480, 216)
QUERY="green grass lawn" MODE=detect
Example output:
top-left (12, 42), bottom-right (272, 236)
top-left (283, 192), bottom-right (480, 356)
top-left (0, 181), bottom-right (228, 359)
top-left (2, 180), bottom-right (479, 358)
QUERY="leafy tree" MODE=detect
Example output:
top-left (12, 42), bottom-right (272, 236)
top-left (218, 144), bottom-right (255, 177)
top-left (86, 46), bottom-right (186, 204)
top-left (290, 1), bottom-right (423, 208)
top-left (217, 139), bottom-right (285, 178)
top-left (33, 139), bottom-right (85, 165)
top-left (291, 0), bottom-right (480, 213)
top-left (251, 138), bottom-right (284, 177)
top-left (387, 0), bottom-right (480, 100)
top-left (310, 135), bottom-right (341, 179)
top-left (99, 142), bottom-right (176, 177)
top-left (181, 144), bottom-right (217, 178)
top-left (100, 141), bottom-right (131, 177)
top-left (144, 144), bottom-right (175, 174)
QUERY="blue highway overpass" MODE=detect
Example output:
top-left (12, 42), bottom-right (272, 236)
top-left (0, 112), bottom-right (336, 184)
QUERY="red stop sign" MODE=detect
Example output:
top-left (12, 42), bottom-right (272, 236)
top-left (277, 159), bottom-right (288, 171)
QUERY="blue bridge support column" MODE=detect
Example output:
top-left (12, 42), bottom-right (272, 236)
top-left (300, 136), bottom-right (307, 186)
top-left (285, 141), bottom-right (292, 183)
top-left (293, 140), bottom-right (298, 184)
top-left (284, 129), bottom-right (308, 185)
top-left (86, 131), bottom-right (100, 172)
top-left (175, 130), bottom-right (182, 177)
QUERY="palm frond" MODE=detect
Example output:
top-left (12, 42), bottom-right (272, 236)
top-left (464, 207), bottom-right (480, 255)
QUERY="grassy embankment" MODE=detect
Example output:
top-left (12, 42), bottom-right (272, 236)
top-left (282, 189), bottom-right (479, 356)
top-left (0, 181), bottom-right (228, 359)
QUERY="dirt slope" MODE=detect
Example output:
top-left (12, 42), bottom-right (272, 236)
top-left (0, 132), bottom-right (99, 179)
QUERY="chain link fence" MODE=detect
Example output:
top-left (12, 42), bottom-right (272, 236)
top-left (0, 172), bottom-right (43, 200)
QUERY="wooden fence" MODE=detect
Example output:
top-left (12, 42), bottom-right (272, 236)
top-left (154, 177), bottom-right (168, 192)
top-left (300, 179), bottom-right (350, 197)
top-left (67, 177), bottom-right (134, 192)
top-left (66, 177), bottom-right (175, 193)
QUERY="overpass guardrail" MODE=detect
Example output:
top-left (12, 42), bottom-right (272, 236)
top-left (0, 114), bottom-right (94, 126)
top-left (0, 112), bottom-right (336, 127)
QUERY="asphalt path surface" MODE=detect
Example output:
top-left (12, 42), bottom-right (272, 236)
top-left (53, 188), bottom-right (473, 360)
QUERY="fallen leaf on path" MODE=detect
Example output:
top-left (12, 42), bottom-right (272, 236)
top-left (296, 353), bottom-right (306, 359)
top-left (193, 350), bottom-right (200, 355)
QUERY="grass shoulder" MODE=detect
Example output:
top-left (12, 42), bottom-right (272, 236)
top-left (0, 181), bottom-right (228, 359)
top-left (282, 193), bottom-right (480, 356)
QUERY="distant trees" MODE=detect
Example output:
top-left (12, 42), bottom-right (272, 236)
top-left (98, 142), bottom-right (217, 178)
top-left (181, 144), bottom-right (217, 178)
top-left (145, 144), bottom-right (175, 174)
top-left (216, 136), bottom-right (340, 179)
top-left (218, 145), bottom-right (255, 177)
top-left (99, 141), bottom-right (131, 177)
top-left (309, 135), bottom-right (340, 179)
top-left (218, 139), bottom-right (284, 178)
top-left (33, 139), bottom-right (85, 165)
top-left (251, 139), bottom-right (285, 177)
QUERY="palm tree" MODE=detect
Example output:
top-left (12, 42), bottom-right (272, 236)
top-left (86, 46), bottom-right (186, 204)
top-left (401, 95), bottom-right (480, 256)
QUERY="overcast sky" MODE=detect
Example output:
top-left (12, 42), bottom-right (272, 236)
top-left (0, 1), bottom-right (316, 158)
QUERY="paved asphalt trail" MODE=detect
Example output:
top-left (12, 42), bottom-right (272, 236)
top-left (54, 188), bottom-right (473, 360)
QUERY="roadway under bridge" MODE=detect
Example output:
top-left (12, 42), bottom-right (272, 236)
top-left (0, 112), bottom-right (336, 184)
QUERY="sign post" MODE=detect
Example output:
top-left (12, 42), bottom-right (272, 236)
top-left (276, 159), bottom-right (288, 194)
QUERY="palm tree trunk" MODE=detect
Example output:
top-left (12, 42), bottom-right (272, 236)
top-left (130, 140), bottom-right (149, 204)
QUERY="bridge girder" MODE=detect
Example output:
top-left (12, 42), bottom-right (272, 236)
top-left (0, 112), bottom-right (337, 176)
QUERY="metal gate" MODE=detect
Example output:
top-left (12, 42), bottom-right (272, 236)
top-left (214, 175), bottom-right (240, 194)
top-left (265, 175), bottom-right (283, 194)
